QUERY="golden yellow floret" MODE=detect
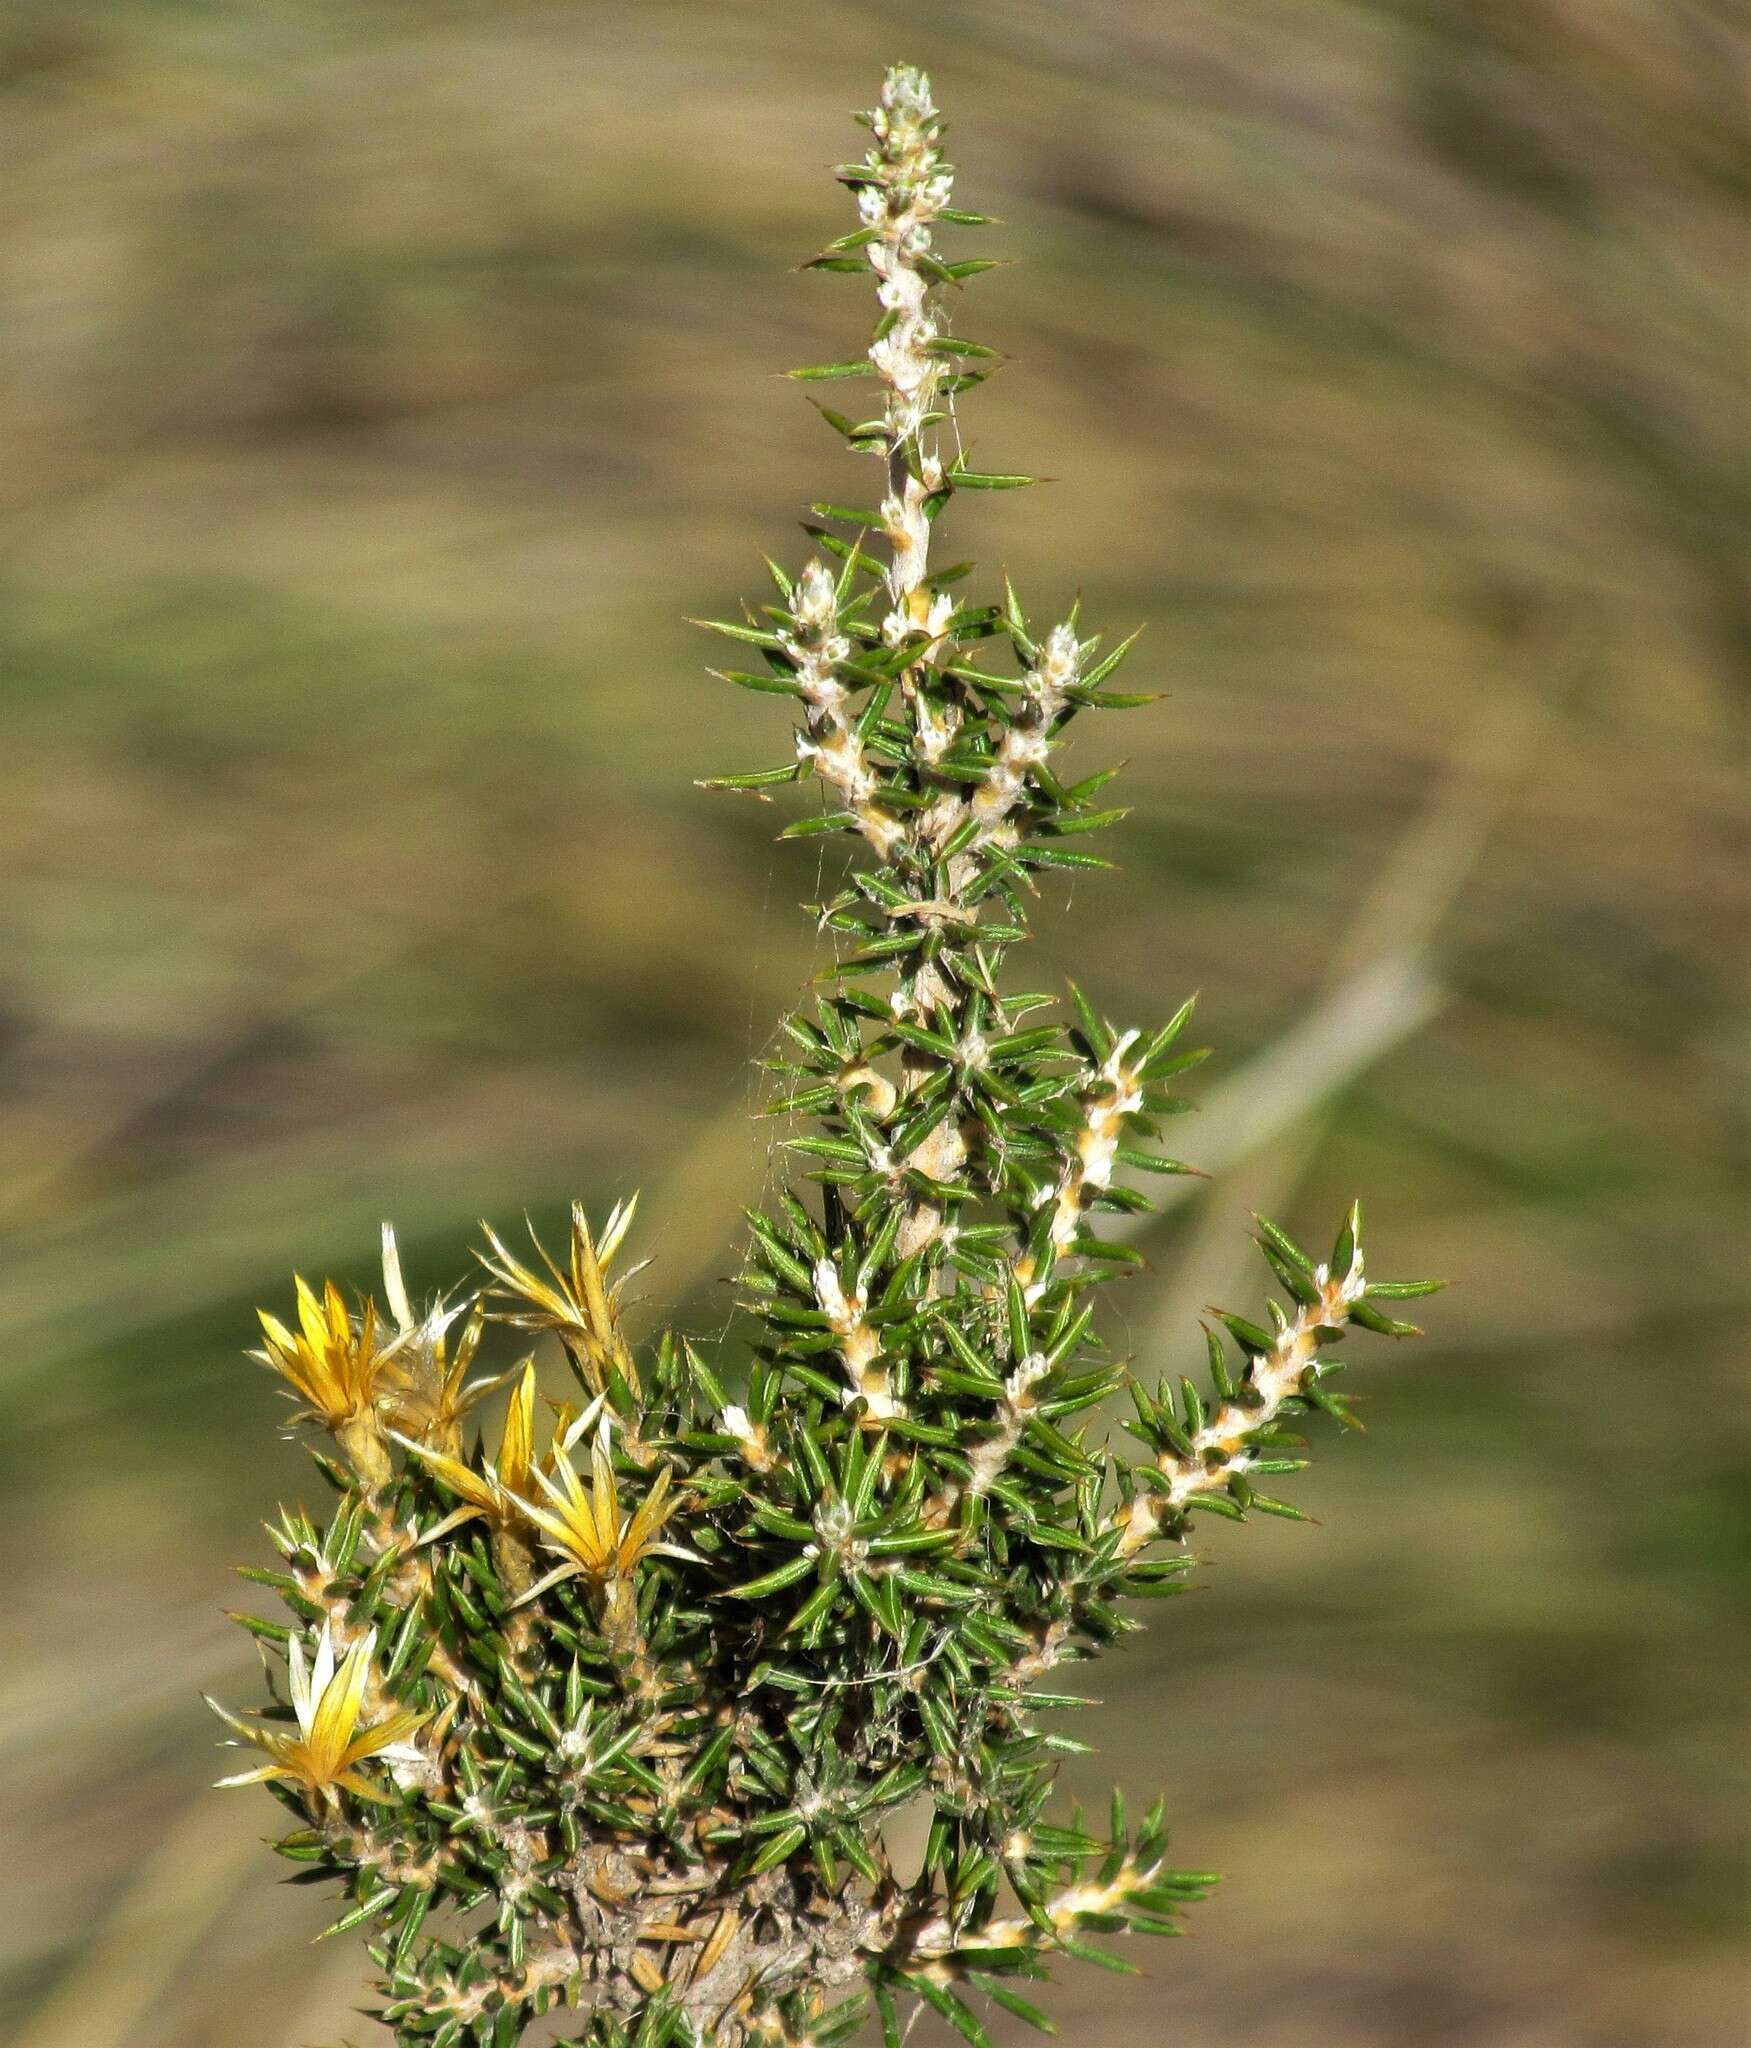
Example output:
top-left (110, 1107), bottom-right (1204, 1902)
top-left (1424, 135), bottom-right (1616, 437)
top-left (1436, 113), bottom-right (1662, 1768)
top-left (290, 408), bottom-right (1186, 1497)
top-left (254, 1277), bottom-right (408, 1485)
top-left (514, 1424), bottom-right (689, 1613)
top-left (207, 1623), bottom-right (428, 1808)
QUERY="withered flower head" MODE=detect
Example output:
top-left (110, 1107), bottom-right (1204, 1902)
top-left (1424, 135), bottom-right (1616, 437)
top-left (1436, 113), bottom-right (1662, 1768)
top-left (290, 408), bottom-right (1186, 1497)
top-left (477, 1196), bottom-right (645, 1397)
top-left (378, 1223), bottom-right (508, 1456)
top-left (395, 1356), bottom-right (553, 1540)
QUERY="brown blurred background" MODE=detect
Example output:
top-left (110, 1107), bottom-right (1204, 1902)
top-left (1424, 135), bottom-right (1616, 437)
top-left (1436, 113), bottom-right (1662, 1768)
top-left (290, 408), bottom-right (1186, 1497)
top-left (2, 4), bottom-right (1744, 2045)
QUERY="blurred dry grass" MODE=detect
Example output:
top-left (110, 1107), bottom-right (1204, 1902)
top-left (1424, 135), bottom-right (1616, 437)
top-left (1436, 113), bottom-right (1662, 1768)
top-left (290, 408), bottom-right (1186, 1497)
top-left (1, 3), bottom-right (1745, 2044)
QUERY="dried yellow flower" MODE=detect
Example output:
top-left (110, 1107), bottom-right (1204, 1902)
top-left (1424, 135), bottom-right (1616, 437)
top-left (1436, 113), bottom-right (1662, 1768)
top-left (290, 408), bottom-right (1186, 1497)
top-left (478, 1197), bottom-right (644, 1397)
top-left (379, 1224), bottom-right (508, 1456)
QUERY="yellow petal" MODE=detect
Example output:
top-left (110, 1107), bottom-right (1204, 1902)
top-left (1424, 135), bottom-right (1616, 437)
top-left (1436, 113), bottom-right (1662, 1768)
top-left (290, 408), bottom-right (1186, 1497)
top-left (309, 1632), bottom-right (373, 1767)
top-left (597, 1192), bottom-right (639, 1267)
top-left (204, 1693), bottom-right (256, 1739)
top-left (351, 1300), bottom-right (382, 1399)
top-left (215, 1763), bottom-right (288, 1789)
top-left (513, 1558), bottom-right (583, 1607)
top-left (571, 1205), bottom-right (611, 1333)
top-left (334, 1769), bottom-right (397, 1804)
top-left (451, 1311), bottom-right (484, 1375)
top-left (624, 1465), bottom-right (677, 1562)
top-left (294, 1275), bottom-right (327, 1353)
top-left (256, 1309), bottom-right (298, 1357)
top-left (498, 1362), bottom-right (536, 1499)
top-left (478, 1223), bottom-right (577, 1325)
top-left (529, 1450), bottom-right (574, 1517)
top-left (413, 1502), bottom-right (486, 1547)
top-left (589, 1433), bottom-right (619, 1542)
top-left (254, 1314), bottom-right (319, 1407)
top-left (399, 1436), bottom-right (497, 1513)
top-left (516, 1491), bottom-right (582, 1560)
top-left (340, 1708), bottom-right (428, 1769)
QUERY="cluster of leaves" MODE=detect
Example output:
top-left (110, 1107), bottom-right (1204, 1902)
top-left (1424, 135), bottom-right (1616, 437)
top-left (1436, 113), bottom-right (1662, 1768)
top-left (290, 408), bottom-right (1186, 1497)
top-left (214, 64), bottom-right (1438, 2048)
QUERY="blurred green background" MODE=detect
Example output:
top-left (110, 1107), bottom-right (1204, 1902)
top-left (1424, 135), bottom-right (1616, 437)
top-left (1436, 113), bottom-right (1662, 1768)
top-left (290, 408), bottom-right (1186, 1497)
top-left (2, 3), bottom-right (1744, 2044)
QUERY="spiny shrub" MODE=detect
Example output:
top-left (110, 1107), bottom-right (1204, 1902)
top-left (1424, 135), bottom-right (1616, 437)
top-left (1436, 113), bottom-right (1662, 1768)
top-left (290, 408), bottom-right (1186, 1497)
top-left (213, 63), bottom-right (1440, 2048)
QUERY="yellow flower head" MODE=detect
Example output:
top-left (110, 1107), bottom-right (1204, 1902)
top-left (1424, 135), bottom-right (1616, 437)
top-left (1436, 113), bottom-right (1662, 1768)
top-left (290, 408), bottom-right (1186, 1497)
top-left (478, 1197), bottom-right (645, 1397)
top-left (208, 1623), bottom-right (428, 1808)
top-left (514, 1422), bottom-right (687, 1607)
top-left (253, 1278), bottom-right (408, 1483)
